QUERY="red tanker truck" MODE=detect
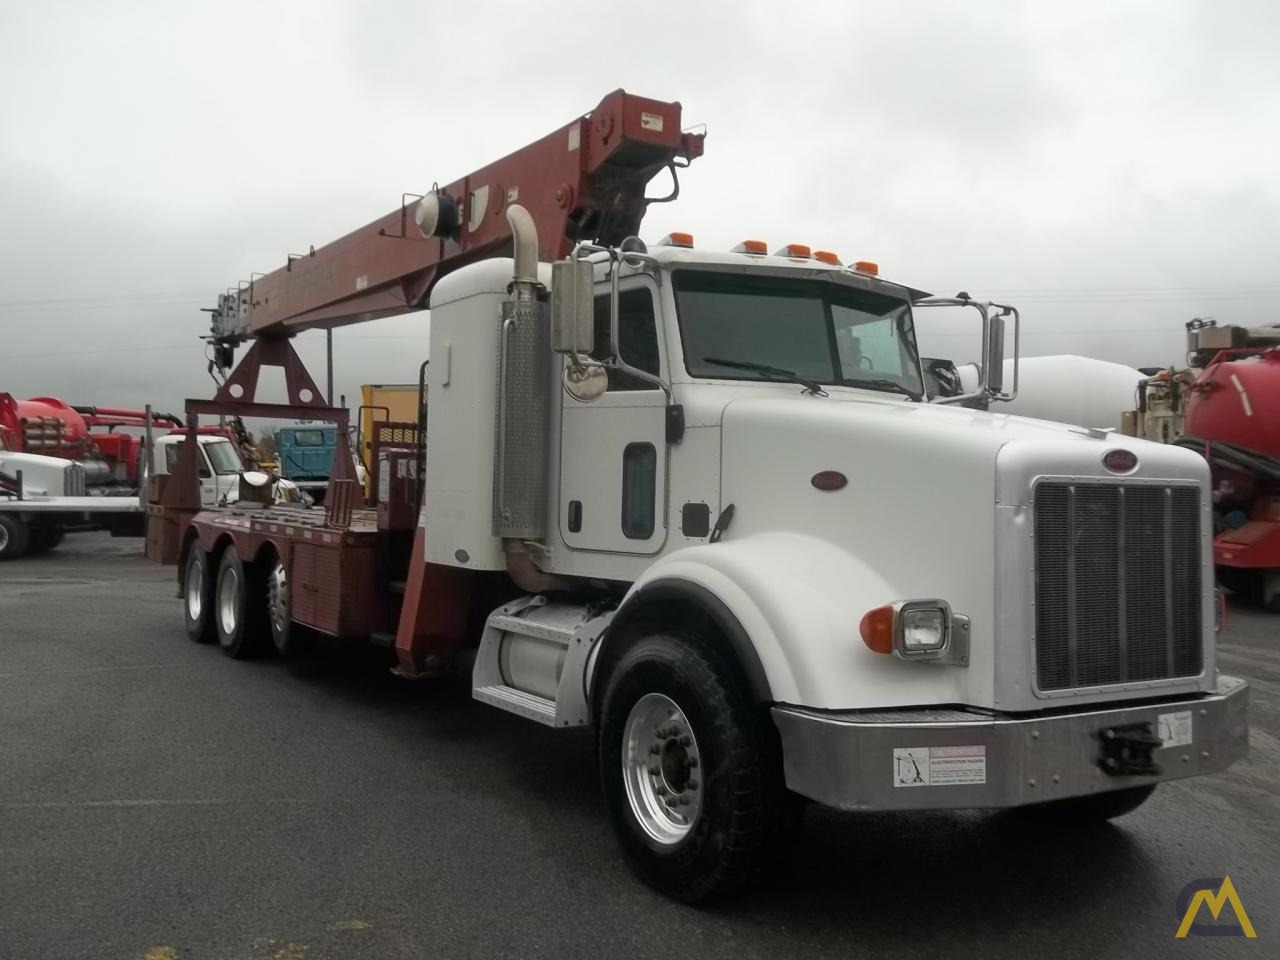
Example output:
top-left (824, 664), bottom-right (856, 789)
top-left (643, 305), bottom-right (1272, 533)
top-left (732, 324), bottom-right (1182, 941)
top-left (1124, 321), bottom-right (1280, 610)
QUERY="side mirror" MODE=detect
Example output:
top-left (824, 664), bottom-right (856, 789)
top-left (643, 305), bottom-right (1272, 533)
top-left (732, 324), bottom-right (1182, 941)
top-left (921, 358), bottom-right (963, 399)
top-left (550, 258), bottom-right (594, 355)
top-left (984, 314), bottom-right (1005, 396)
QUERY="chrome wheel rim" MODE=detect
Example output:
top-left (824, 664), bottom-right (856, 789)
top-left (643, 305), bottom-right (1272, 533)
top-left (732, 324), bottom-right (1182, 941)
top-left (267, 560), bottom-right (289, 637)
top-left (622, 692), bottom-right (703, 845)
top-left (0, 523), bottom-right (9, 552)
top-left (186, 557), bottom-right (203, 621)
top-left (216, 564), bottom-right (239, 637)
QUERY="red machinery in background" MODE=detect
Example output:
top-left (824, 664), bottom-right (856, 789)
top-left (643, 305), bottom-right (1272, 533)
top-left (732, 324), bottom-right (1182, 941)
top-left (1129, 321), bottom-right (1280, 609)
top-left (1, 393), bottom-right (183, 492)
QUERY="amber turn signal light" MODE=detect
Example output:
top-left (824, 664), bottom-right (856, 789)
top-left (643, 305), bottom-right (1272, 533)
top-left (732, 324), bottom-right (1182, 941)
top-left (859, 605), bottom-right (895, 654)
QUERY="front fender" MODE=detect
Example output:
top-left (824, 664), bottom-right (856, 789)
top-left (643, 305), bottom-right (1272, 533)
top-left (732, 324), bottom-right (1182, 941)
top-left (616, 533), bottom-right (976, 711)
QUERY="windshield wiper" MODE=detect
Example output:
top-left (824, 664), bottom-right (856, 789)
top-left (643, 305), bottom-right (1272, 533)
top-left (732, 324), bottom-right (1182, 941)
top-left (838, 377), bottom-right (921, 401)
top-left (702, 357), bottom-right (827, 396)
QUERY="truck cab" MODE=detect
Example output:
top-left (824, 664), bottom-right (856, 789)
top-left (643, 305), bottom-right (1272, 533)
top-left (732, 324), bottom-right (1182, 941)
top-left (151, 434), bottom-right (244, 506)
top-left (415, 224), bottom-right (1246, 898)
top-left (275, 423), bottom-right (335, 493)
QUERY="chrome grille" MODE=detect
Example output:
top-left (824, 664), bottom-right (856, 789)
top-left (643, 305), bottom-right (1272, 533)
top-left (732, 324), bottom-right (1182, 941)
top-left (1034, 482), bottom-right (1202, 691)
top-left (64, 462), bottom-right (86, 497)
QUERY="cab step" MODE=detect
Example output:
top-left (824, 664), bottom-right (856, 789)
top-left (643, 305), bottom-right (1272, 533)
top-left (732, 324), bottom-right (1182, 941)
top-left (473, 684), bottom-right (558, 726)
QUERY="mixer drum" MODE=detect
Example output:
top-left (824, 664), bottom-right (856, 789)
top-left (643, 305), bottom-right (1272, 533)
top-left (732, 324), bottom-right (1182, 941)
top-left (1186, 352), bottom-right (1280, 460)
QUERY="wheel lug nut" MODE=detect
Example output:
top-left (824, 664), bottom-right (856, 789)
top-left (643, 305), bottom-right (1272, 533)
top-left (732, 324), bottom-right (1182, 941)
top-left (686, 778), bottom-right (698, 790)
top-left (647, 765), bottom-right (660, 776)
top-left (678, 735), bottom-right (691, 747)
top-left (687, 757), bottom-right (698, 768)
top-left (649, 744), bottom-right (661, 755)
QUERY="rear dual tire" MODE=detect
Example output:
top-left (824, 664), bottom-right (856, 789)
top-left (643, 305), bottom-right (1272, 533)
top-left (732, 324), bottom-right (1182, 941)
top-left (214, 548), bottom-right (270, 659)
top-left (183, 546), bottom-right (217, 643)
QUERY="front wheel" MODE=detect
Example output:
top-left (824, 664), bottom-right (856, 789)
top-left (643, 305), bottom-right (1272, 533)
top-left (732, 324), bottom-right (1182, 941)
top-left (598, 632), bottom-right (786, 902)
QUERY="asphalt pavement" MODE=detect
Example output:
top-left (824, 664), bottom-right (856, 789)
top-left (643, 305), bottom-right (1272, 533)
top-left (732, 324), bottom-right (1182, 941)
top-left (1, 533), bottom-right (1277, 959)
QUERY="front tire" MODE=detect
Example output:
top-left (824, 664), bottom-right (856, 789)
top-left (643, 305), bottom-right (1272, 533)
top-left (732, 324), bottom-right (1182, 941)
top-left (183, 545), bottom-right (216, 643)
top-left (598, 632), bottom-right (785, 903)
top-left (214, 548), bottom-right (267, 659)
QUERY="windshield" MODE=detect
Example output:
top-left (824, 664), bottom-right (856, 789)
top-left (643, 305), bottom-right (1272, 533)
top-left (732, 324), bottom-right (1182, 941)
top-left (165, 439), bottom-right (242, 475)
top-left (284, 429), bottom-right (330, 447)
top-left (204, 440), bottom-right (243, 475)
top-left (673, 271), bottom-right (923, 396)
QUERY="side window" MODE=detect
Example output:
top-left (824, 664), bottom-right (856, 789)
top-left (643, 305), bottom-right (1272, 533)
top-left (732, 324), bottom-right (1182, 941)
top-left (833, 306), bottom-right (907, 377)
top-left (592, 287), bottom-right (660, 391)
top-left (621, 443), bottom-right (657, 539)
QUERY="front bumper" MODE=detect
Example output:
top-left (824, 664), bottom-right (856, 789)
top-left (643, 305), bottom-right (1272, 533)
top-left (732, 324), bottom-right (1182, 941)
top-left (771, 675), bottom-right (1248, 811)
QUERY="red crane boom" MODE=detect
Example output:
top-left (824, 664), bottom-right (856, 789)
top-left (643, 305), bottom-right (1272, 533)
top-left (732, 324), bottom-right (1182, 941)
top-left (212, 89), bottom-right (704, 343)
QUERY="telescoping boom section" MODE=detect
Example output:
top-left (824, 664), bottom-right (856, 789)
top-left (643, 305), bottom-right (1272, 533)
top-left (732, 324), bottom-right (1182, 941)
top-left (210, 89), bottom-right (704, 343)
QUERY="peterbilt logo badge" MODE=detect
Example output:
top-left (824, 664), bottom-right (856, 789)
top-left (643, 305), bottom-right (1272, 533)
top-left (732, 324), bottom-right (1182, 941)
top-left (1102, 449), bottom-right (1139, 473)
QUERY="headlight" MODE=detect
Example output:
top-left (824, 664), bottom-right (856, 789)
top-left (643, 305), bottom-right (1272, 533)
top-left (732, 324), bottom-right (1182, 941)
top-left (859, 599), bottom-right (968, 665)
top-left (900, 604), bottom-right (948, 653)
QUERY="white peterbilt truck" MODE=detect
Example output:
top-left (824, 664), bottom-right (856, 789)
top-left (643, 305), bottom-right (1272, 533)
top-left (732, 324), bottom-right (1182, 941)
top-left (156, 91), bottom-right (1248, 902)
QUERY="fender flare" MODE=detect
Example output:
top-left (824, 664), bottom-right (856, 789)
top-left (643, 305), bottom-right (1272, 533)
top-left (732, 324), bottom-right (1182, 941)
top-left (593, 577), bottom-right (774, 705)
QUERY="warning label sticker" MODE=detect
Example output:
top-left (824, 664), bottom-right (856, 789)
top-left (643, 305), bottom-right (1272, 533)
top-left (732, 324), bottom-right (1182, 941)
top-left (1157, 710), bottom-right (1194, 748)
top-left (893, 745), bottom-right (987, 787)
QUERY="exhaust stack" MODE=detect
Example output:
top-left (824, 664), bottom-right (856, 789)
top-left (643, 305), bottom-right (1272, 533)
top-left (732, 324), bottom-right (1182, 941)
top-left (493, 204), bottom-right (551, 546)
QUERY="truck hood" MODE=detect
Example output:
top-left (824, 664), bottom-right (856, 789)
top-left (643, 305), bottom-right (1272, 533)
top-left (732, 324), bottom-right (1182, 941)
top-left (710, 390), bottom-right (1208, 711)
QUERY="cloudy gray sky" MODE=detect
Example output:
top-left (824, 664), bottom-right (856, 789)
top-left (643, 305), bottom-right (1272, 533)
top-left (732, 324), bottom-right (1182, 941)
top-left (2, 0), bottom-right (1278, 414)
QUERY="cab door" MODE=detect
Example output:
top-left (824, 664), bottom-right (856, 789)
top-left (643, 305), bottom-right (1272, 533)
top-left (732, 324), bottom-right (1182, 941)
top-left (559, 279), bottom-right (669, 555)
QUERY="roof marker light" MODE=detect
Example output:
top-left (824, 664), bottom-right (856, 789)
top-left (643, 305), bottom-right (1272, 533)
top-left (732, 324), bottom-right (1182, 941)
top-left (777, 243), bottom-right (811, 259)
top-left (813, 250), bottom-right (841, 266)
top-left (658, 232), bottom-right (695, 248)
top-left (731, 239), bottom-right (768, 255)
top-left (852, 260), bottom-right (879, 276)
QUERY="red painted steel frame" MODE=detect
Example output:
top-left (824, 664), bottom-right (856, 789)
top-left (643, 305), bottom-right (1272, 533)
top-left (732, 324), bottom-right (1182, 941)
top-left (236, 90), bottom-right (703, 336)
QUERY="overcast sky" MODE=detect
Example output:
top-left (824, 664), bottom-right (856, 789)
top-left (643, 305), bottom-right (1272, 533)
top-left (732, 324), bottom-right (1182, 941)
top-left (2, 0), bottom-right (1278, 416)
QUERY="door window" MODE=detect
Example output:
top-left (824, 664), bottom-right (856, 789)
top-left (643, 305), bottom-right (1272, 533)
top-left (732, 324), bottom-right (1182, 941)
top-left (592, 288), bottom-right (660, 391)
top-left (621, 443), bottom-right (657, 539)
